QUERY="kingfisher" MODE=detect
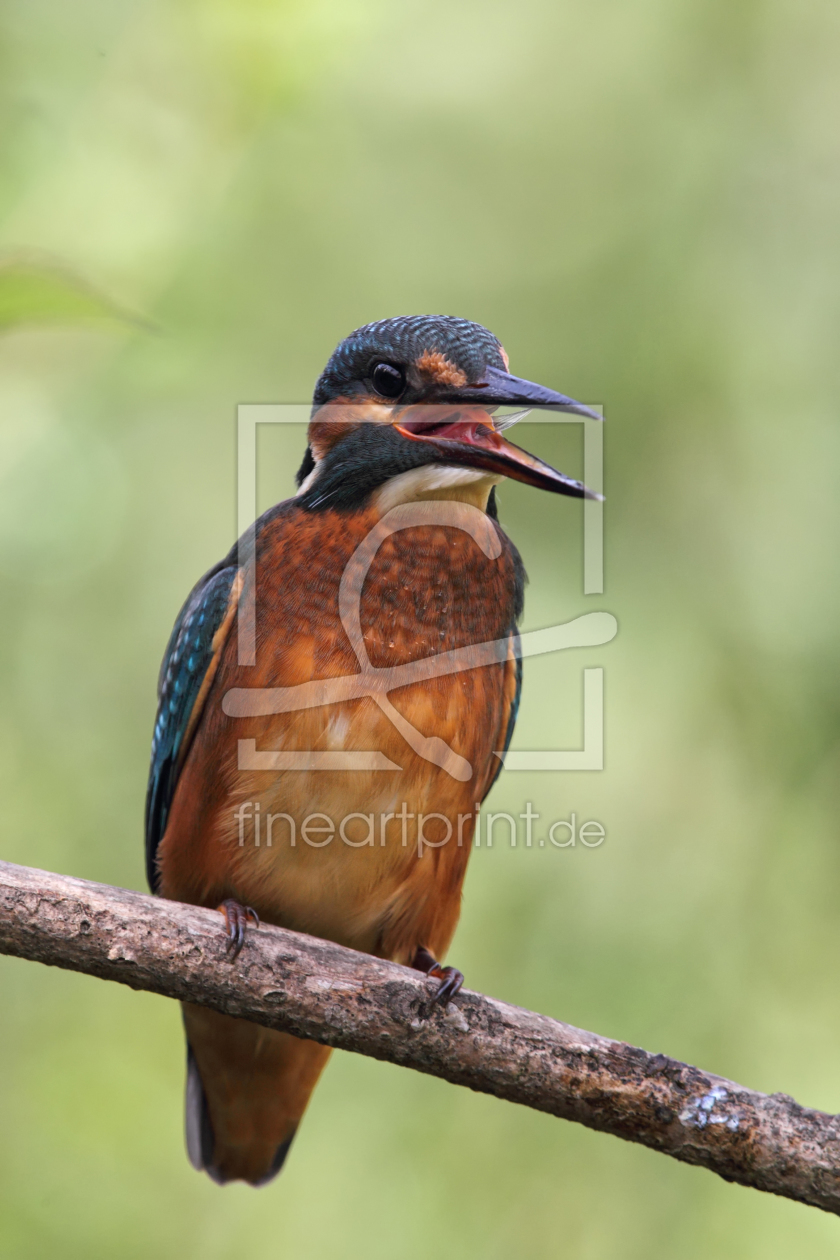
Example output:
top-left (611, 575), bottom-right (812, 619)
top-left (145, 315), bottom-right (600, 1185)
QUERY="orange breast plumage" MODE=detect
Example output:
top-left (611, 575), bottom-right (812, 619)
top-left (157, 497), bottom-right (522, 966)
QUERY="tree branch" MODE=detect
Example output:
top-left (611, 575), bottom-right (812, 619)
top-left (1, 858), bottom-right (838, 1214)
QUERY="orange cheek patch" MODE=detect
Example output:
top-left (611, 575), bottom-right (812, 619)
top-left (308, 418), bottom-right (360, 461)
top-left (308, 400), bottom-right (396, 460)
top-left (416, 350), bottom-right (468, 388)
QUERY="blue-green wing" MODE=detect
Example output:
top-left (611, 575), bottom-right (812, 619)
top-left (482, 629), bottom-right (522, 802)
top-left (144, 561), bottom-right (238, 891)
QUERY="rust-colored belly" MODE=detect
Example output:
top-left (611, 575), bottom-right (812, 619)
top-left (158, 501), bottom-right (520, 965)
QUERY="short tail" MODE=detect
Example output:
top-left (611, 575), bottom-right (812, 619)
top-left (183, 1003), bottom-right (332, 1186)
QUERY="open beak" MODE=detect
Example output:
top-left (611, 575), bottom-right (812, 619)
top-left (394, 367), bottom-right (603, 500)
top-left (451, 364), bottom-right (602, 421)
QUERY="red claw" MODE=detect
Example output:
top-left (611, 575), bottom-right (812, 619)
top-left (218, 899), bottom-right (260, 960)
top-left (411, 945), bottom-right (465, 1007)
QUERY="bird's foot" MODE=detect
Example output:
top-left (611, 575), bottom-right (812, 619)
top-left (411, 945), bottom-right (464, 1006)
top-left (217, 899), bottom-right (260, 960)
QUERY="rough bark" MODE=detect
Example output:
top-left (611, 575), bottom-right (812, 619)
top-left (1, 859), bottom-right (839, 1214)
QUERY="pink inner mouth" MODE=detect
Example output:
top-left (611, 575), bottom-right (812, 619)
top-left (397, 412), bottom-right (462, 437)
top-left (397, 413), bottom-right (500, 445)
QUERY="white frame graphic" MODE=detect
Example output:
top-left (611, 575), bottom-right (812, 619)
top-left (232, 405), bottom-right (614, 773)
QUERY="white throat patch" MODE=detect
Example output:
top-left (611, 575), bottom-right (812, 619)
top-left (372, 465), bottom-right (501, 514)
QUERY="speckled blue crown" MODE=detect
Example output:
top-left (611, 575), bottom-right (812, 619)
top-left (313, 315), bottom-right (506, 405)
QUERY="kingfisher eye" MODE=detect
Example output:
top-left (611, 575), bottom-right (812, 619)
top-left (370, 362), bottom-right (406, 400)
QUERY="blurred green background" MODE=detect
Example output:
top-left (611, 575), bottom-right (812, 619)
top-left (1, 0), bottom-right (840, 1255)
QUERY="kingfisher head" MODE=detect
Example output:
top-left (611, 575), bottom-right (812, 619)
top-left (297, 315), bottom-right (602, 512)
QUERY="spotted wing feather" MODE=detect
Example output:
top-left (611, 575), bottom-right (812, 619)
top-left (480, 629), bottom-right (522, 802)
top-left (145, 560), bottom-right (238, 891)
